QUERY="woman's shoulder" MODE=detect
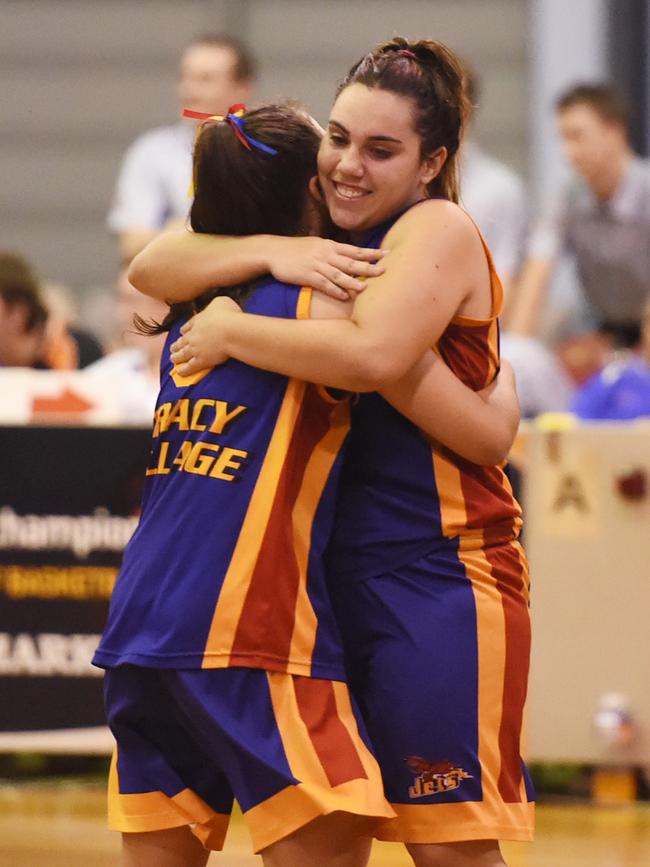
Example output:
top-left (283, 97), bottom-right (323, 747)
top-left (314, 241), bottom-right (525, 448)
top-left (384, 198), bottom-right (481, 253)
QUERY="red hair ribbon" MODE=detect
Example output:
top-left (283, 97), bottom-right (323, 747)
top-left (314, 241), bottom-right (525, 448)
top-left (182, 104), bottom-right (278, 155)
top-left (396, 49), bottom-right (417, 59)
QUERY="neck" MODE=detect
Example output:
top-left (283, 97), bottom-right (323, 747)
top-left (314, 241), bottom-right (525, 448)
top-left (347, 192), bottom-right (429, 243)
top-left (591, 149), bottom-right (632, 201)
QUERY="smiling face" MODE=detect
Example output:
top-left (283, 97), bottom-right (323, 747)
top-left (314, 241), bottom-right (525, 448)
top-left (317, 84), bottom-right (443, 235)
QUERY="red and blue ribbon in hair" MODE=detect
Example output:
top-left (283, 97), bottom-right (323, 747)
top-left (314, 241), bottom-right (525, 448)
top-left (182, 104), bottom-right (278, 155)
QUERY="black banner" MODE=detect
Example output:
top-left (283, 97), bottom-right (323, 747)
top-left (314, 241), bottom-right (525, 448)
top-left (0, 426), bottom-right (151, 737)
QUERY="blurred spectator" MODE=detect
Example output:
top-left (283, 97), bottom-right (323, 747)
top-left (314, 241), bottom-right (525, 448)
top-left (0, 251), bottom-right (47, 367)
top-left (83, 268), bottom-right (168, 423)
top-left (113, 266), bottom-right (168, 365)
top-left (460, 66), bottom-right (527, 293)
top-left (500, 332), bottom-right (575, 418)
top-left (456, 68), bottom-right (575, 418)
top-left (39, 281), bottom-right (104, 370)
top-left (108, 33), bottom-right (256, 264)
top-left (570, 294), bottom-right (650, 420)
top-left (508, 83), bottom-right (650, 349)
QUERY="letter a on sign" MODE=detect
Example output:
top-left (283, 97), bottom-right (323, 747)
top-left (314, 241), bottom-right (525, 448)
top-left (553, 474), bottom-right (588, 512)
top-left (539, 439), bottom-right (602, 538)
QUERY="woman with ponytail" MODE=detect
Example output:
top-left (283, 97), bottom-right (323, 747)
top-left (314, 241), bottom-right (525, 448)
top-left (132, 37), bottom-right (534, 865)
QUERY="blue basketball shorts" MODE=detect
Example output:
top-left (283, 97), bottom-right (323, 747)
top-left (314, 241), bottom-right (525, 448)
top-left (332, 541), bottom-right (535, 844)
top-left (103, 664), bottom-right (394, 853)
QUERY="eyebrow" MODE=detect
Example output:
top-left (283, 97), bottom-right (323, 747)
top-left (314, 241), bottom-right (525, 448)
top-left (328, 119), bottom-right (403, 144)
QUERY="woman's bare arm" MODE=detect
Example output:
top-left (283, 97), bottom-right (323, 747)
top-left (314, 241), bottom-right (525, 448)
top-left (298, 293), bottom-right (518, 464)
top-left (201, 290), bottom-right (519, 466)
top-left (170, 201), bottom-right (488, 392)
top-left (128, 230), bottom-right (386, 302)
top-left (382, 357), bottom-right (519, 465)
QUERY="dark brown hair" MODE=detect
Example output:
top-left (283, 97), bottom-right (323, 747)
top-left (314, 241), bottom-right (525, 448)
top-left (189, 33), bottom-right (256, 82)
top-left (137, 104), bottom-right (320, 334)
top-left (0, 251), bottom-right (47, 332)
top-left (336, 36), bottom-right (469, 203)
top-left (556, 82), bottom-right (629, 131)
top-left (461, 61), bottom-right (480, 114)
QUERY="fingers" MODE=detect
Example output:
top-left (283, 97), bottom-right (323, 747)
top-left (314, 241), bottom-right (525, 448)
top-left (334, 243), bottom-right (389, 262)
top-left (170, 343), bottom-right (193, 364)
top-left (309, 274), bottom-right (352, 301)
top-left (176, 359), bottom-right (200, 376)
top-left (321, 265), bottom-right (369, 295)
top-left (336, 256), bottom-right (385, 280)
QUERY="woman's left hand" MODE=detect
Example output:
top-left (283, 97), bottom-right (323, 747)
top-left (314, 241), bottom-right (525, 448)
top-left (170, 295), bottom-right (241, 375)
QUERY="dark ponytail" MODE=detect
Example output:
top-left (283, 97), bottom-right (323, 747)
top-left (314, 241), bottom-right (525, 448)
top-left (136, 103), bottom-right (321, 335)
top-left (336, 36), bottom-right (469, 203)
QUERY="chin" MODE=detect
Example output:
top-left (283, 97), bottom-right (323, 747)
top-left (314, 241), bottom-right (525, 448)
top-left (328, 207), bottom-right (371, 233)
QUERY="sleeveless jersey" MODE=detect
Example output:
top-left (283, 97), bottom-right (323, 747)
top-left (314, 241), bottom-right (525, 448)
top-left (94, 281), bottom-right (350, 680)
top-left (329, 203), bottom-right (522, 581)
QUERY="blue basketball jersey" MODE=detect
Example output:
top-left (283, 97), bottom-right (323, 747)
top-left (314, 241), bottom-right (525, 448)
top-left (94, 281), bottom-right (350, 680)
top-left (329, 204), bottom-right (521, 582)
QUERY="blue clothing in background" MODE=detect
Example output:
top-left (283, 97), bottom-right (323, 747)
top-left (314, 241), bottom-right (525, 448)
top-left (570, 357), bottom-right (650, 420)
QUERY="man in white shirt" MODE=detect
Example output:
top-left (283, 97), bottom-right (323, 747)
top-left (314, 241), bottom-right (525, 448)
top-left (108, 34), bottom-right (256, 264)
top-left (508, 83), bottom-right (650, 349)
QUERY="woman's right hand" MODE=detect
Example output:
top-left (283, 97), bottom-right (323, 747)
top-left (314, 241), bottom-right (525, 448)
top-left (262, 236), bottom-right (387, 300)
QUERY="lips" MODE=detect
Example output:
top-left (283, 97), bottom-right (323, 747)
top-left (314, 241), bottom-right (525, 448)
top-left (331, 181), bottom-right (370, 201)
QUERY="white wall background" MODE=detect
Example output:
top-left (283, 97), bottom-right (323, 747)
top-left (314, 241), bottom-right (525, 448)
top-left (1, 0), bottom-right (528, 297)
top-left (527, 0), bottom-right (608, 205)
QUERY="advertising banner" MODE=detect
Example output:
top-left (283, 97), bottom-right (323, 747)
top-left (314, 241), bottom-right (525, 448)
top-left (0, 426), bottom-right (151, 752)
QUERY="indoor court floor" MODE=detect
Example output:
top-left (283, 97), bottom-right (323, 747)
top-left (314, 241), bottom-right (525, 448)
top-left (1, 783), bottom-right (649, 866)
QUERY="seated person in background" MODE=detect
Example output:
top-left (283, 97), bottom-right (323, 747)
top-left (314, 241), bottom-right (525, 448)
top-left (39, 281), bottom-right (104, 370)
top-left (500, 331), bottom-right (575, 418)
top-left (82, 267), bottom-right (168, 423)
top-left (571, 294), bottom-right (650, 420)
top-left (0, 251), bottom-right (47, 367)
top-left (508, 83), bottom-right (650, 351)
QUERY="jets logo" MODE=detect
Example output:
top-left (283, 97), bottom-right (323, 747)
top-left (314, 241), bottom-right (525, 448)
top-left (405, 756), bottom-right (473, 798)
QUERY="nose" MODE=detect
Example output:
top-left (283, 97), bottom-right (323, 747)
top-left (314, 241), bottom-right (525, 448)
top-left (337, 145), bottom-right (364, 178)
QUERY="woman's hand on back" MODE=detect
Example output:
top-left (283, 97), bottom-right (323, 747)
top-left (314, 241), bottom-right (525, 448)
top-left (170, 296), bottom-right (240, 375)
top-left (261, 236), bottom-right (387, 300)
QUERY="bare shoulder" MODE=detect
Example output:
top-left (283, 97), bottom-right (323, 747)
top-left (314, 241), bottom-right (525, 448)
top-left (384, 199), bottom-right (480, 255)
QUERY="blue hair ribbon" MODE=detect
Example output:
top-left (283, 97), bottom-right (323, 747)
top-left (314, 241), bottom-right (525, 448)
top-left (183, 104), bottom-right (278, 155)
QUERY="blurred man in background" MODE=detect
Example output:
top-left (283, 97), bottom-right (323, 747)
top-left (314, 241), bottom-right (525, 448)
top-left (457, 68), bottom-right (575, 416)
top-left (508, 83), bottom-right (650, 352)
top-left (0, 252), bottom-right (48, 367)
top-left (460, 66), bottom-right (527, 294)
top-left (108, 33), bottom-right (256, 264)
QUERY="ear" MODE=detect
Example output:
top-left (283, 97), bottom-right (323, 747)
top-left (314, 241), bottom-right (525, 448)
top-left (421, 146), bottom-right (448, 186)
top-left (308, 175), bottom-right (324, 203)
